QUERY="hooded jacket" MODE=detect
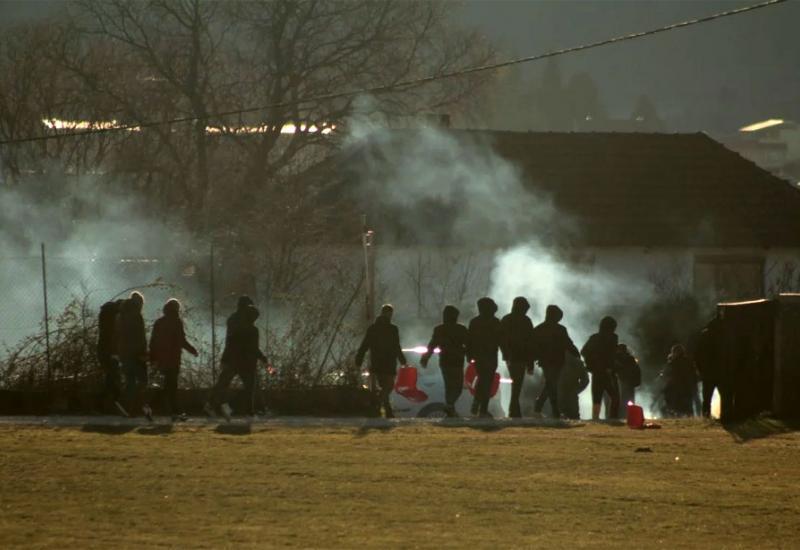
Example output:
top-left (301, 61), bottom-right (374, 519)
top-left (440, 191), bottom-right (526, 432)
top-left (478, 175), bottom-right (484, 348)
top-left (97, 300), bottom-right (121, 360)
top-left (355, 314), bottom-right (407, 374)
top-left (581, 316), bottom-right (619, 374)
top-left (467, 297), bottom-right (501, 367)
top-left (221, 296), bottom-right (255, 364)
top-left (115, 298), bottom-right (147, 361)
top-left (149, 302), bottom-right (198, 370)
top-left (532, 305), bottom-right (579, 368)
top-left (499, 297), bottom-right (535, 364)
top-left (224, 304), bottom-right (267, 367)
top-left (422, 305), bottom-right (468, 369)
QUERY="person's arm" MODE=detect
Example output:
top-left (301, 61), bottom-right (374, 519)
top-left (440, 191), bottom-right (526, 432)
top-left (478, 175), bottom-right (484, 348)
top-left (148, 321), bottom-right (159, 363)
top-left (394, 326), bottom-right (407, 366)
top-left (355, 326), bottom-right (371, 367)
top-left (420, 327), bottom-right (439, 368)
top-left (466, 320), bottom-right (476, 363)
top-left (247, 327), bottom-right (267, 362)
top-left (179, 321), bottom-right (199, 357)
top-left (562, 327), bottom-right (580, 357)
top-left (498, 316), bottom-right (510, 362)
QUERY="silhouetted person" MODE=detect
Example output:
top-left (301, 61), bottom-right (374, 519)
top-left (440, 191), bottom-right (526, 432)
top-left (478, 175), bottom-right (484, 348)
top-left (116, 291), bottom-right (152, 421)
top-left (557, 353), bottom-right (590, 420)
top-left (660, 344), bottom-right (698, 417)
top-left (97, 299), bottom-right (127, 416)
top-left (582, 316), bottom-right (620, 420)
top-left (150, 299), bottom-right (198, 421)
top-left (467, 297), bottom-right (501, 418)
top-left (695, 316), bottom-right (723, 417)
top-left (355, 304), bottom-right (408, 419)
top-left (532, 305), bottom-right (580, 418)
top-left (499, 297), bottom-right (536, 418)
top-left (614, 343), bottom-right (641, 417)
top-left (421, 305), bottom-right (468, 417)
top-left (207, 304), bottom-right (267, 420)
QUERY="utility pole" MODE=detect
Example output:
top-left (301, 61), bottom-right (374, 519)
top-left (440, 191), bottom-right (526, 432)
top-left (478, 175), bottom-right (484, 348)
top-left (41, 243), bottom-right (51, 386)
top-left (362, 214), bottom-right (375, 325)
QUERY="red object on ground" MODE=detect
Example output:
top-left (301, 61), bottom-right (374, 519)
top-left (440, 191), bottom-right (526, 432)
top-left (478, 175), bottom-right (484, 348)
top-left (394, 366), bottom-right (428, 403)
top-left (464, 362), bottom-right (500, 397)
top-left (627, 403), bottom-right (645, 429)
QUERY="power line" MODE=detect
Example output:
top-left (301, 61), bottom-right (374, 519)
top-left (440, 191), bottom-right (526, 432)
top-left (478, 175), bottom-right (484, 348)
top-left (0, 0), bottom-right (789, 146)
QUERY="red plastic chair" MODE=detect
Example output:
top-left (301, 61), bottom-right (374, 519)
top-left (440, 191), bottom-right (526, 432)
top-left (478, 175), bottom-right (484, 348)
top-left (627, 403), bottom-right (645, 429)
top-left (394, 366), bottom-right (428, 403)
top-left (464, 362), bottom-right (500, 397)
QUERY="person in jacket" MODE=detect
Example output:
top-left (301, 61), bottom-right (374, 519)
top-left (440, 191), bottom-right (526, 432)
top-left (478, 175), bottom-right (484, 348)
top-left (660, 343), bottom-right (698, 417)
top-left (532, 304), bottom-right (580, 418)
top-left (581, 316), bottom-right (620, 420)
top-left (149, 299), bottom-right (198, 421)
top-left (208, 304), bottom-right (267, 420)
top-left (499, 297), bottom-right (536, 418)
top-left (695, 316), bottom-right (723, 417)
top-left (97, 299), bottom-right (127, 416)
top-left (421, 305), bottom-right (468, 417)
top-left (614, 343), bottom-right (641, 416)
top-left (355, 304), bottom-right (408, 418)
top-left (116, 291), bottom-right (152, 421)
top-left (467, 297), bottom-right (501, 418)
top-left (557, 352), bottom-right (590, 420)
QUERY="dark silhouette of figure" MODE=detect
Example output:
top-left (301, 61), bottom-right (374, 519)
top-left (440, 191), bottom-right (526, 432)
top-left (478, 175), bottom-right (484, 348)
top-left (614, 343), bottom-right (641, 417)
top-left (116, 291), bottom-right (152, 420)
top-left (149, 299), bottom-right (198, 421)
top-left (558, 353), bottom-right (590, 420)
top-left (97, 299), bottom-right (127, 416)
top-left (207, 302), bottom-right (267, 419)
top-left (532, 305), bottom-right (580, 418)
top-left (355, 304), bottom-right (407, 418)
top-left (499, 297), bottom-right (536, 418)
top-left (582, 316), bottom-right (620, 420)
top-left (467, 297), bottom-right (501, 418)
top-left (695, 316), bottom-right (723, 417)
top-left (660, 344), bottom-right (698, 417)
top-left (421, 305), bottom-right (468, 417)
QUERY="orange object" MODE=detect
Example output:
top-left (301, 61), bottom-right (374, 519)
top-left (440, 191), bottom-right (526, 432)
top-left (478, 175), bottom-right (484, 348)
top-left (627, 403), bottom-right (645, 429)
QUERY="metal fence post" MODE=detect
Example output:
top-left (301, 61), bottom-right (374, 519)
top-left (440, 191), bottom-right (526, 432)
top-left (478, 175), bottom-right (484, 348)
top-left (210, 242), bottom-right (217, 385)
top-left (40, 242), bottom-right (52, 386)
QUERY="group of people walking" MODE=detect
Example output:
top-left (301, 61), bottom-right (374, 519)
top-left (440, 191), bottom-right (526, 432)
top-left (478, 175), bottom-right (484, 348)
top-left (356, 296), bottom-right (644, 420)
top-left (97, 292), bottom-right (268, 421)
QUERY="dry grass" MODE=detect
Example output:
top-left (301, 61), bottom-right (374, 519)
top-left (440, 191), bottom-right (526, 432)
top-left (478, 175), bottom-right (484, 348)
top-left (0, 419), bottom-right (799, 549)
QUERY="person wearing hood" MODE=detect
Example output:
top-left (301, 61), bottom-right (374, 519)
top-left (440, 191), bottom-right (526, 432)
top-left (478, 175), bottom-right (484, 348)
top-left (149, 299), bottom-right (198, 421)
top-left (207, 303), bottom-right (267, 420)
top-left (660, 343), bottom-right (698, 417)
top-left (421, 305), bottom-right (468, 417)
top-left (97, 299), bottom-right (127, 416)
top-left (614, 343), bottom-right (641, 416)
top-left (581, 316), bottom-right (620, 420)
top-left (695, 316), bottom-right (723, 418)
top-left (558, 353), bottom-right (590, 420)
top-left (115, 291), bottom-right (152, 421)
top-left (467, 297), bottom-right (502, 418)
top-left (532, 305), bottom-right (580, 418)
top-left (355, 304), bottom-right (408, 418)
top-left (499, 297), bottom-right (536, 418)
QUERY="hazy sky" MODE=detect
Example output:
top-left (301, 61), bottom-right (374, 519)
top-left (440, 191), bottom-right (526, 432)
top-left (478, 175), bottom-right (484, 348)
top-left (459, 0), bottom-right (800, 131)
top-left (2, 0), bottom-right (797, 132)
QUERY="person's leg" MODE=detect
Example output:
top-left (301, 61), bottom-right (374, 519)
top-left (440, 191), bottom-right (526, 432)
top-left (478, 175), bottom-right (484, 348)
top-left (590, 372), bottom-right (604, 420)
top-left (545, 366), bottom-right (561, 417)
top-left (508, 362), bottom-right (525, 418)
top-left (475, 364), bottom-right (496, 415)
top-left (135, 359), bottom-right (150, 416)
top-left (442, 366), bottom-right (463, 415)
top-left (606, 372), bottom-right (620, 419)
top-left (163, 367), bottom-right (179, 416)
top-left (122, 359), bottom-right (140, 413)
top-left (210, 362), bottom-right (237, 407)
top-left (238, 365), bottom-right (257, 415)
top-left (701, 379), bottom-right (715, 417)
top-left (376, 372), bottom-right (395, 418)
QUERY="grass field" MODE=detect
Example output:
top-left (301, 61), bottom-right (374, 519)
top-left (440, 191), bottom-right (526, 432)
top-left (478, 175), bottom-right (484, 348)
top-left (1, 418), bottom-right (799, 548)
